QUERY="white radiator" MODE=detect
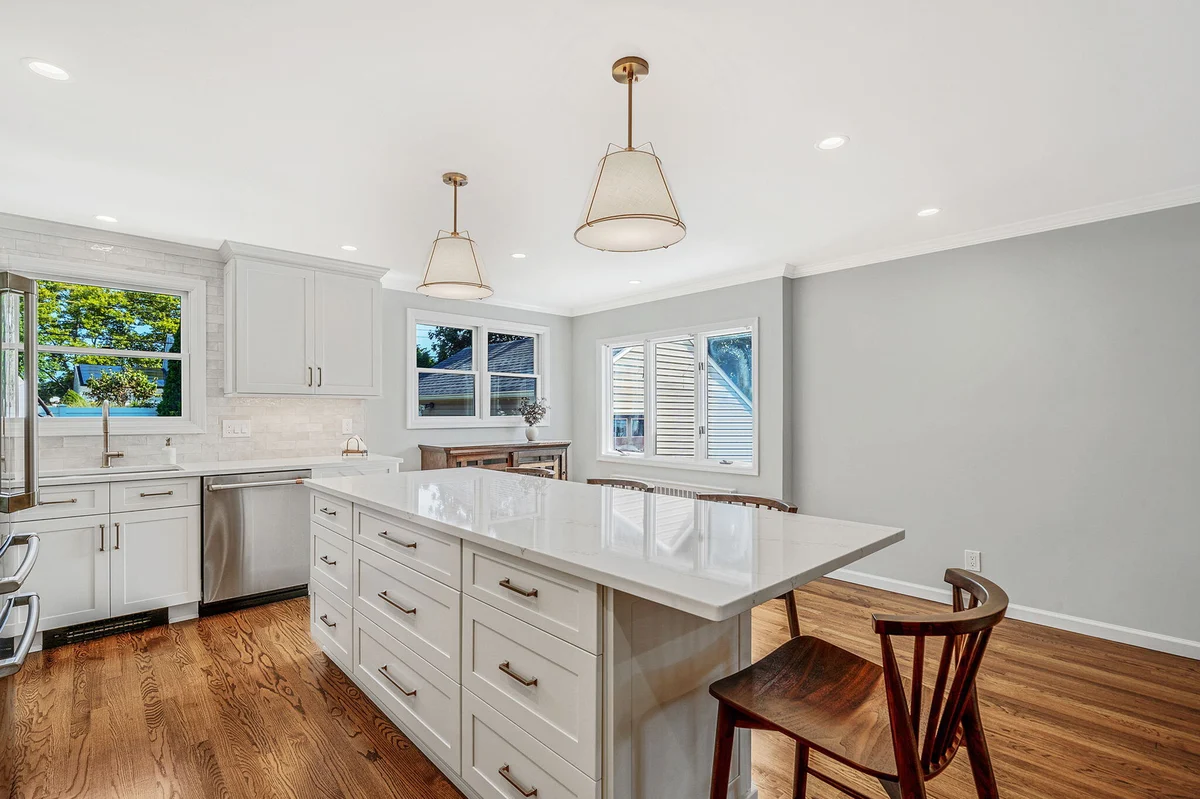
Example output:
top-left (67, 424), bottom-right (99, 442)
top-left (613, 474), bottom-right (735, 499)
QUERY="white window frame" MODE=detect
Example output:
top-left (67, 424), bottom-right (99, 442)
top-left (597, 317), bottom-right (759, 475)
top-left (406, 308), bottom-right (550, 429)
top-left (12, 257), bottom-right (208, 436)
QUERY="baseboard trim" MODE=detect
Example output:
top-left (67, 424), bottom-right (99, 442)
top-left (828, 568), bottom-right (1200, 661)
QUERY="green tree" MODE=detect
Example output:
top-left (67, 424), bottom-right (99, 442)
top-left (84, 369), bottom-right (158, 407)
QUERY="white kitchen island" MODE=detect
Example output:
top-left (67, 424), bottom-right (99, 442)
top-left (306, 468), bottom-right (904, 799)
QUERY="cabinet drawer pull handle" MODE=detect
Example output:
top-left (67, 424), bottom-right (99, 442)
top-left (317, 366), bottom-right (323, 387)
top-left (139, 490), bottom-right (174, 498)
top-left (114, 521), bottom-right (121, 551)
top-left (99, 523), bottom-right (105, 552)
top-left (498, 765), bottom-right (537, 797)
top-left (499, 578), bottom-right (538, 598)
top-left (378, 665), bottom-right (416, 696)
top-left (377, 591), bottom-right (417, 614)
top-left (378, 531), bottom-right (417, 548)
top-left (498, 661), bottom-right (538, 687)
top-left (318, 614), bottom-right (336, 628)
top-left (308, 366), bottom-right (313, 387)
top-left (319, 555), bottom-right (337, 566)
top-left (319, 507), bottom-right (337, 516)
top-left (38, 497), bottom-right (78, 506)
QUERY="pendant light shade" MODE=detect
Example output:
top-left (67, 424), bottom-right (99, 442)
top-left (575, 56), bottom-right (685, 252)
top-left (417, 172), bottom-right (493, 300)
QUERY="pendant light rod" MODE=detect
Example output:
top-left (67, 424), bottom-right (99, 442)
top-left (612, 56), bottom-right (649, 152)
top-left (442, 172), bottom-right (467, 236)
top-left (627, 67), bottom-right (634, 150)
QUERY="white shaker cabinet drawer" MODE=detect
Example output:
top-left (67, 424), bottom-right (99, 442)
top-left (310, 523), bottom-right (353, 605)
top-left (355, 508), bottom-right (460, 589)
top-left (19, 482), bottom-right (108, 521)
top-left (353, 545), bottom-right (460, 681)
top-left (311, 587), bottom-right (353, 671)
top-left (354, 615), bottom-right (460, 770)
top-left (462, 690), bottom-right (600, 799)
top-left (310, 492), bottom-right (352, 537)
top-left (464, 544), bottom-right (600, 653)
top-left (110, 477), bottom-right (200, 512)
top-left (462, 597), bottom-right (601, 779)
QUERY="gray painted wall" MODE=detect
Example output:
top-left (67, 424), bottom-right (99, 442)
top-left (366, 289), bottom-right (574, 468)
top-left (572, 278), bottom-right (790, 497)
top-left (792, 204), bottom-right (1200, 642)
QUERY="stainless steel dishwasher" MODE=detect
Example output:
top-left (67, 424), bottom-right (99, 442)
top-left (201, 469), bottom-right (312, 614)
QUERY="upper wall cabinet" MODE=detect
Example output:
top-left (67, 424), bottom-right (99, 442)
top-left (221, 242), bottom-right (387, 397)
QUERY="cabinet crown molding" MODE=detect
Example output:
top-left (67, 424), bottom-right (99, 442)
top-left (219, 240), bottom-right (390, 281)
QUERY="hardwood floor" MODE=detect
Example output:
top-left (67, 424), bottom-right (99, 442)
top-left (9, 581), bottom-right (1200, 798)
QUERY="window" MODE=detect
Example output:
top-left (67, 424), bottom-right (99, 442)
top-left (408, 309), bottom-right (549, 428)
top-left (14, 259), bottom-right (208, 435)
top-left (600, 319), bottom-right (756, 473)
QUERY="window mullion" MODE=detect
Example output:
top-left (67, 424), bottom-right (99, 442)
top-left (644, 338), bottom-right (656, 459)
top-left (477, 325), bottom-right (487, 420)
top-left (696, 331), bottom-right (707, 463)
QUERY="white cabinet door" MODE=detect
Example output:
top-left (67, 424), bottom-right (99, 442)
top-left (314, 272), bottom-right (381, 396)
top-left (3, 514), bottom-right (110, 631)
top-left (110, 506), bottom-right (201, 616)
top-left (234, 259), bottom-right (315, 394)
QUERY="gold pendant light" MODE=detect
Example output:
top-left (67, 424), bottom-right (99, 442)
top-left (416, 172), bottom-right (493, 300)
top-left (575, 56), bottom-right (686, 252)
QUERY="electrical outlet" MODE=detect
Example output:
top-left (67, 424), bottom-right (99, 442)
top-left (342, 418), bottom-right (353, 435)
top-left (222, 419), bottom-right (251, 438)
top-left (964, 549), bottom-right (982, 572)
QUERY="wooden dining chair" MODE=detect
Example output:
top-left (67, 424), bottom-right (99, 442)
top-left (695, 493), bottom-right (802, 639)
top-left (586, 478), bottom-right (655, 493)
top-left (708, 568), bottom-right (1008, 799)
top-left (505, 465), bottom-right (555, 478)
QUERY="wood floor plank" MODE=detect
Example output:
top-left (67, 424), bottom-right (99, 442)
top-left (10, 582), bottom-right (1199, 799)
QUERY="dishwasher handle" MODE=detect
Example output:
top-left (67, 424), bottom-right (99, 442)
top-left (206, 478), bottom-right (307, 492)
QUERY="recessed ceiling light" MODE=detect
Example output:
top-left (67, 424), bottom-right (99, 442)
top-left (340, 244), bottom-right (357, 251)
top-left (815, 135), bottom-right (848, 151)
top-left (22, 58), bottom-right (70, 81)
top-left (94, 215), bottom-right (118, 223)
top-left (916, 208), bottom-right (941, 217)
top-left (628, 280), bottom-right (642, 285)
top-left (511, 253), bottom-right (526, 259)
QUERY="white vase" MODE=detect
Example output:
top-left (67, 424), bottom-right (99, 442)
top-left (525, 425), bottom-right (539, 442)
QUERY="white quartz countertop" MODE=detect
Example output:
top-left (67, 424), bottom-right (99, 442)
top-left (307, 468), bottom-right (904, 621)
top-left (38, 453), bottom-right (402, 486)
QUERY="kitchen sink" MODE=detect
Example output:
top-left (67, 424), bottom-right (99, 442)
top-left (41, 463), bottom-right (185, 478)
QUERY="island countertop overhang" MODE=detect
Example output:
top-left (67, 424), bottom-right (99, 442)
top-left (307, 468), bottom-right (904, 622)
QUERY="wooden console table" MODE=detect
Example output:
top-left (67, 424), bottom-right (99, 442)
top-left (419, 440), bottom-right (571, 480)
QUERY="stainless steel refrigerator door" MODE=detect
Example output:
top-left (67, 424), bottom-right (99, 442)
top-left (0, 272), bottom-right (39, 513)
top-left (202, 470), bottom-right (311, 604)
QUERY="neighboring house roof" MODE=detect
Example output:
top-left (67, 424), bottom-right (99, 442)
top-left (75, 363), bottom-right (165, 388)
top-left (420, 338), bottom-right (536, 399)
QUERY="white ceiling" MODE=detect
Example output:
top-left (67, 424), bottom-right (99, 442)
top-left (3, 1), bottom-right (1199, 316)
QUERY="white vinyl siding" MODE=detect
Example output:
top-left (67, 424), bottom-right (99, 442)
top-left (599, 319), bottom-right (758, 474)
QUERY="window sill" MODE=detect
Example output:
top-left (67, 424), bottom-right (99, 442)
top-left (38, 418), bottom-right (206, 437)
top-left (596, 453), bottom-right (759, 477)
top-left (406, 417), bottom-right (542, 431)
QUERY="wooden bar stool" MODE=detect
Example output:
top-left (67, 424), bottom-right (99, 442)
top-left (695, 493), bottom-right (802, 639)
top-left (708, 569), bottom-right (1008, 799)
top-left (586, 478), bottom-right (654, 493)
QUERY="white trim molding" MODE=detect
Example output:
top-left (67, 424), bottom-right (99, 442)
top-left (828, 568), bottom-right (1200, 661)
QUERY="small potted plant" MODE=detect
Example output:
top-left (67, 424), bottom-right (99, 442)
top-left (518, 397), bottom-right (549, 441)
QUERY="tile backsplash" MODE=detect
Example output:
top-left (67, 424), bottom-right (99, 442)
top-left (0, 214), bottom-right (365, 471)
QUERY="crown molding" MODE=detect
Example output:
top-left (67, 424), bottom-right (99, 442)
top-left (219, 240), bottom-right (390, 280)
top-left (0, 212), bottom-right (220, 260)
top-left (786, 184), bottom-right (1200, 279)
top-left (567, 262), bottom-right (789, 317)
